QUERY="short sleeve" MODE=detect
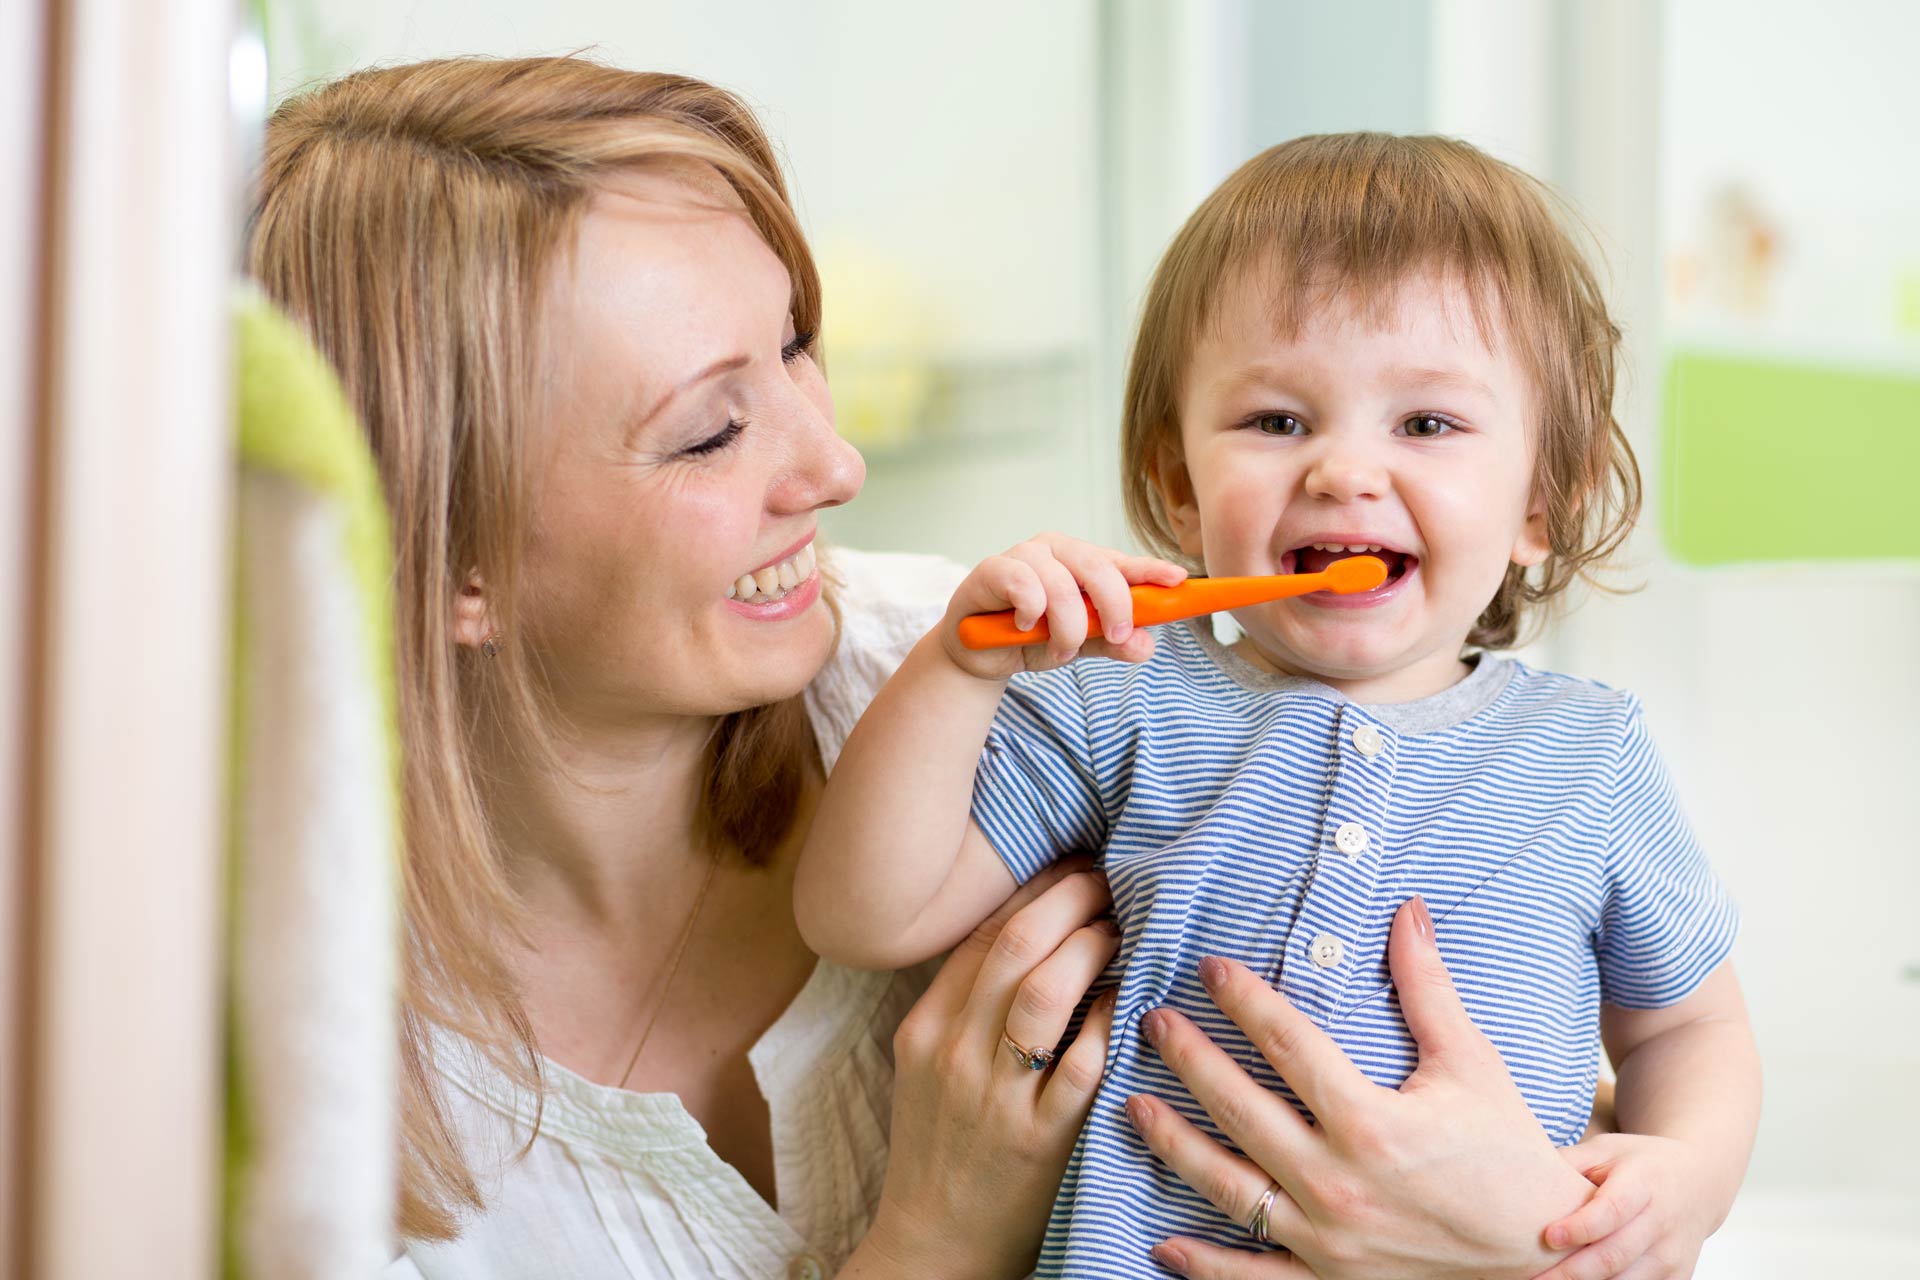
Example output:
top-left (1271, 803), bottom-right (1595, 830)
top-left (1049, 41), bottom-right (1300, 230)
top-left (1596, 700), bottom-right (1739, 1008)
top-left (971, 665), bottom-right (1107, 885)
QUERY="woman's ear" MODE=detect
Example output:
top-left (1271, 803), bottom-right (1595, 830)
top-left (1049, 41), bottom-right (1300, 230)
top-left (452, 574), bottom-right (495, 650)
top-left (1152, 443), bottom-right (1205, 560)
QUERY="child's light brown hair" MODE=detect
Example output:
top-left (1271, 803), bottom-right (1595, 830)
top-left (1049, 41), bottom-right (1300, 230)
top-left (1122, 132), bottom-right (1640, 649)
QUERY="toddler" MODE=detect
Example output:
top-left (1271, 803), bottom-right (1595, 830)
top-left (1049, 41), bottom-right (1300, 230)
top-left (797, 134), bottom-right (1758, 1278)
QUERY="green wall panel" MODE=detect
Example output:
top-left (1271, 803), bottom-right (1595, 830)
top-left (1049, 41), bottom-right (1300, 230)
top-left (1662, 349), bottom-right (1920, 565)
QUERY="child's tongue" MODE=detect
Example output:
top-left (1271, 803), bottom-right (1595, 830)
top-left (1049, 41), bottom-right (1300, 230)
top-left (1298, 547), bottom-right (1356, 575)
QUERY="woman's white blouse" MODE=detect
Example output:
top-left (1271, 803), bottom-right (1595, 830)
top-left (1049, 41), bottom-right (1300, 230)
top-left (391, 549), bottom-right (966, 1280)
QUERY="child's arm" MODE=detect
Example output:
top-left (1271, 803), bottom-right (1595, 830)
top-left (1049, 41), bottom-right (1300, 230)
top-left (1533, 962), bottom-right (1761, 1280)
top-left (793, 534), bottom-right (1184, 971)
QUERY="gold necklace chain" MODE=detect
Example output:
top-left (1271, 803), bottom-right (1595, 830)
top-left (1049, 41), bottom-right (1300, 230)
top-left (614, 854), bottom-right (721, 1092)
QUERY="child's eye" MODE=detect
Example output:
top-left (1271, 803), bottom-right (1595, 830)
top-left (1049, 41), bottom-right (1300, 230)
top-left (1252, 413), bottom-right (1305, 436)
top-left (1401, 414), bottom-right (1455, 438)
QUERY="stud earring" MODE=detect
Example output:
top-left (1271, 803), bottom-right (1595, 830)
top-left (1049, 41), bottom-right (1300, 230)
top-left (481, 633), bottom-right (501, 658)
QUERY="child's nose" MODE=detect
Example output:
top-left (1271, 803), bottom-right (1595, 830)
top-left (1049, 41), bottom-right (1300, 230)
top-left (1303, 441), bottom-right (1389, 503)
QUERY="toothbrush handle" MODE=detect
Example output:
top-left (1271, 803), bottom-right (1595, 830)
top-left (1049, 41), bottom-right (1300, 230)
top-left (956, 571), bottom-right (1358, 651)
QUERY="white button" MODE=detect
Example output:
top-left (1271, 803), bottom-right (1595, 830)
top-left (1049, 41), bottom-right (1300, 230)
top-left (1309, 934), bottom-right (1345, 968)
top-left (1333, 821), bottom-right (1370, 856)
top-left (788, 1255), bottom-right (825, 1280)
top-left (1352, 724), bottom-right (1385, 756)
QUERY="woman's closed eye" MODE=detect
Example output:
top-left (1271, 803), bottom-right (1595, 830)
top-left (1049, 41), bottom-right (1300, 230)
top-left (683, 419), bottom-right (745, 457)
top-left (781, 328), bottom-right (816, 366)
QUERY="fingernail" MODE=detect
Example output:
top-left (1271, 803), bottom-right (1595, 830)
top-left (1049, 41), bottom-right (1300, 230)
top-left (1094, 987), bottom-right (1118, 1011)
top-left (1198, 956), bottom-right (1227, 991)
top-left (1546, 1225), bottom-right (1569, 1249)
top-left (1151, 1242), bottom-right (1190, 1275)
top-left (1411, 895), bottom-right (1435, 944)
top-left (1140, 1008), bottom-right (1165, 1046)
top-left (1124, 1096), bottom-right (1149, 1131)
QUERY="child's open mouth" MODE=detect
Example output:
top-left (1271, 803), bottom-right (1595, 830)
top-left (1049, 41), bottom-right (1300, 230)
top-left (1281, 541), bottom-right (1417, 586)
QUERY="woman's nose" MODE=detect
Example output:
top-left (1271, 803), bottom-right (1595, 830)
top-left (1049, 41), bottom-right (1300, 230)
top-left (770, 399), bottom-right (865, 515)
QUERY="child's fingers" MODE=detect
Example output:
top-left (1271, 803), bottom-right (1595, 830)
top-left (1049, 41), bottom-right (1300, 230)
top-left (957, 555), bottom-right (1049, 631)
top-left (1021, 551), bottom-right (1090, 663)
top-left (1117, 553), bottom-right (1190, 588)
top-left (1544, 1176), bottom-right (1650, 1249)
top-left (1533, 1207), bottom-right (1657, 1280)
top-left (1048, 541), bottom-right (1140, 644)
top-left (1079, 629), bottom-right (1157, 666)
top-left (1559, 1134), bottom-right (1629, 1182)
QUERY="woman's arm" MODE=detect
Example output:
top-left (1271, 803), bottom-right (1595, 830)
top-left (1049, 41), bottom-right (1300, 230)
top-left (833, 860), bottom-right (1121, 1279)
top-left (1127, 897), bottom-right (1595, 1280)
top-left (1528, 966), bottom-right (1760, 1280)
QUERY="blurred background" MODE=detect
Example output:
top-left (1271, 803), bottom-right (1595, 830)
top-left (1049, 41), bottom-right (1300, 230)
top-left (2, 0), bottom-right (1914, 1275)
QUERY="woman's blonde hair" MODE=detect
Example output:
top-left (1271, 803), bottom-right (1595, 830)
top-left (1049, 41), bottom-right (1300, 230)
top-left (1122, 132), bottom-right (1641, 649)
top-left (248, 55), bottom-right (829, 1240)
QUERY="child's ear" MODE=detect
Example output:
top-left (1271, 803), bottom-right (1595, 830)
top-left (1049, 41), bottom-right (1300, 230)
top-left (1511, 494), bottom-right (1551, 568)
top-left (452, 573), bottom-right (496, 649)
top-left (1152, 442), bottom-right (1205, 559)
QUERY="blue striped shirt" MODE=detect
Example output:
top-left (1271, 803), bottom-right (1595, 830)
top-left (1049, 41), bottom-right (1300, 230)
top-left (970, 619), bottom-right (1738, 1278)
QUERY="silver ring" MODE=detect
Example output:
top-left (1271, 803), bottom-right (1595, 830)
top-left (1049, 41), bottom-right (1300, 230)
top-left (1000, 1030), bottom-right (1056, 1071)
top-left (1247, 1181), bottom-right (1279, 1245)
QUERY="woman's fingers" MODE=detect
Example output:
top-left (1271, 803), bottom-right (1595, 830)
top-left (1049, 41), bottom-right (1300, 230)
top-left (1138, 1006), bottom-right (1313, 1179)
top-left (999, 918), bottom-right (1120, 1069)
top-left (1195, 956), bottom-right (1379, 1125)
top-left (1148, 1236), bottom-right (1316, 1279)
top-left (1123, 1093), bottom-right (1309, 1249)
top-left (1385, 896), bottom-right (1500, 1078)
top-left (1039, 987), bottom-right (1117, 1126)
top-left (960, 867), bottom-right (1113, 1044)
top-left (914, 856), bottom-right (1093, 1026)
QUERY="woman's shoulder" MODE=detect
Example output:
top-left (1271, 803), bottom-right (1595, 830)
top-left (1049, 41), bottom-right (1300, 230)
top-left (806, 546), bottom-right (967, 769)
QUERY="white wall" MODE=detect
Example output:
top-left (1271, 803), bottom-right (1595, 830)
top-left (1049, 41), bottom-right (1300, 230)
top-left (1555, 0), bottom-right (1920, 1198)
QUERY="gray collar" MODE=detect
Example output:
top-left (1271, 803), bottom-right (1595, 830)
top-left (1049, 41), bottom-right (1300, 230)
top-left (1183, 617), bottom-right (1513, 734)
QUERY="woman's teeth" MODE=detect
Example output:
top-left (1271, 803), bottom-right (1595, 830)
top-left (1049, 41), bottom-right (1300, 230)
top-left (727, 541), bottom-right (816, 603)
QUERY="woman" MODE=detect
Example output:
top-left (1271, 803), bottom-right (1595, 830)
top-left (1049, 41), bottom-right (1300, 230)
top-left (249, 55), bottom-right (1598, 1278)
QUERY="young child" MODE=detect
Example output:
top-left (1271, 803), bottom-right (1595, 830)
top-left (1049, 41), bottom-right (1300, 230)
top-left (796, 134), bottom-right (1759, 1277)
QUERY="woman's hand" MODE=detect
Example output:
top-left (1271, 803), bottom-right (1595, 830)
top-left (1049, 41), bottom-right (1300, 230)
top-left (1530, 1134), bottom-right (1718, 1280)
top-left (844, 859), bottom-right (1119, 1279)
top-left (1126, 896), bottom-right (1596, 1280)
top-left (938, 532), bottom-right (1186, 681)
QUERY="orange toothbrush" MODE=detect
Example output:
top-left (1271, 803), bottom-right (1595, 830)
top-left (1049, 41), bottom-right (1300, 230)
top-left (958, 556), bottom-right (1388, 650)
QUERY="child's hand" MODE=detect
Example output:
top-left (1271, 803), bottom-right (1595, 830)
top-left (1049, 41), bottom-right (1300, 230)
top-left (938, 533), bottom-right (1187, 680)
top-left (1532, 1133), bottom-right (1721, 1280)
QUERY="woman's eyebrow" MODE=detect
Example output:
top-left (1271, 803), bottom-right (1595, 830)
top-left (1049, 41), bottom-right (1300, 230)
top-left (635, 352), bottom-right (751, 427)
